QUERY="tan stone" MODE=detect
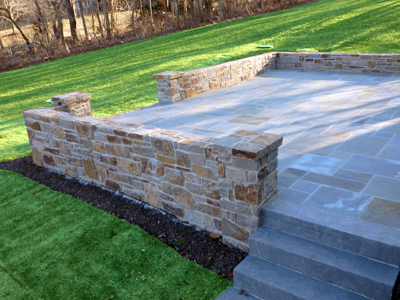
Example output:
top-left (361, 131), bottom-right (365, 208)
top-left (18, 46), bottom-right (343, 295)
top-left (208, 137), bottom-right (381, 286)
top-left (197, 203), bottom-right (221, 218)
top-left (66, 134), bottom-right (78, 143)
top-left (117, 158), bottom-right (140, 176)
top-left (122, 138), bottom-right (132, 145)
top-left (166, 168), bottom-right (184, 186)
top-left (203, 180), bottom-right (220, 200)
top-left (106, 144), bottom-right (130, 158)
top-left (31, 147), bottom-right (42, 166)
top-left (83, 159), bottom-right (98, 180)
top-left (176, 151), bottom-right (190, 167)
top-left (162, 202), bottom-right (184, 217)
top-left (222, 218), bottom-right (248, 242)
top-left (171, 186), bottom-right (195, 209)
top-left (75, 123), bottom-right (93, 139)
top-left (53, 127), bottom-right (65, 139)
top-left (156, 154), bottom-right (175, 164)
top-left (144, 185), bottom-right (162, 209)
top-left (151, 139), bottom-right (174, 157)
top-left (64, 166), bottom-right (77, 177)
top-left (93, 142), bottom-right (106, 153)
top-left (141, 158), bottom-right (164, 177)
top-left (218, 161), bottom-right (225, 178)
top-left (68, 158), bottom-right (83, 167)
top-left (44, 147), bottom-right (60, 155)
top-left (100, 155), bottom-right (117, 166)
top-left (107, 135), bottom-right (120, 143)
top-left (235, 183), bottom-right (260, 205)
top-left (192, 165), bottom-right (218, 180)
top-left (28, 121), bottom-right (41, 131)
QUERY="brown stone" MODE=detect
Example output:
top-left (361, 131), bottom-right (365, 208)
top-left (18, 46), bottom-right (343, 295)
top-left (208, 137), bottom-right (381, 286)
top-left (206, 199), bottom-right (220, 207)
top-left (205, 146), bottom-right (218, 161)
top-left (50, 139), bottom-right (63, 149)
top-left (44, 147), bottom-right (60, 155)
top-left (43, 154), bottom-right (55, 165)
top-left (83, 159), bottom-right (98, 180)
top-left (156, 154), bottom-right (176, 164)
top-left (105, 179), bottom-right (120, 191)
top-left (66, 134), bottom-right (77, 143)
top-left (176, 151), bottom-right (191, 167)
top-left (218, 161), bottom-right (225, 178)
top-left (107, 135), bottom-right (120, 143)
top-left (151, 139), bottom-right (174, 157)
top-left (75, 123), bottom-right (93, 139)
top-left (222, 218), bottom-right (248, 242)
top-left (122, 138), bottom-right (132, 145)
top-left (203, 180), bottom-right (220, 200)
top-left (28, 121), bottom-right (41, 131)
top-left (166, 169), bottom-right (184, 186)
top-left (127, 133), bottom-right (144, 141)
top-left (64, 166), bottom-right (77, 177)
top-left (100, 155), bottom-right (117, 166)
top-left (171, 186), bottom-right (195, 209)
top-left (31, 147), bottom-right (42, 166)
top-left (235, 183), bottom-right (259, 205)
top-left (93, 142), bottom-right (105, 153)
top-left (68, 158), bottom-right (83, 167)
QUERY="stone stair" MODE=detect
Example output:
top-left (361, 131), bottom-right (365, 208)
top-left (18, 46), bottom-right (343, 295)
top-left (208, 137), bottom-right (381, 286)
top-left (217, 199), bottom-right (400, 300)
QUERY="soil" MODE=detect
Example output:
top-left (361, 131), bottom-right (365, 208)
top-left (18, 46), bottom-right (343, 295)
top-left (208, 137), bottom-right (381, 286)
top-left (0, 156), bottom-right (246, 281)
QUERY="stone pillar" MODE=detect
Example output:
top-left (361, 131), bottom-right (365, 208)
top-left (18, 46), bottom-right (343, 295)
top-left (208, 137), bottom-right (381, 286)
top-left (152, 71), bottom-right (184, 104)
top-left (51, 92), bottom-right (92, 117)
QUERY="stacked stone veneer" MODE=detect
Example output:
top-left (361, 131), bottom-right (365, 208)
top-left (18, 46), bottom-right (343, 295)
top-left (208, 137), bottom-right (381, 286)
top-left (24, 92), bottom-right (282, 251)
top-left (152, 53), bottom-right (277, 104)
top-left (153, 52), bottom-right (400, 104)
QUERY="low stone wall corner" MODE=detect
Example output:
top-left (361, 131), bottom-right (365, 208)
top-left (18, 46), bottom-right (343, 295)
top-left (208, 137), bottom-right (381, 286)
top-left (51, 92), bottom-right (93, 117)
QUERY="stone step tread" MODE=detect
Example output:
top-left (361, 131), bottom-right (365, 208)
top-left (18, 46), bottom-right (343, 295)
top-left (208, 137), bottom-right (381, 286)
top-left (215, 287), bottom-right (261, 300)
top-left (234, 256), bottom-right (370, 300)
top-left (262, 198), bottom-right (400, 266)
top-left (250, 226), bottom-right (399, 299)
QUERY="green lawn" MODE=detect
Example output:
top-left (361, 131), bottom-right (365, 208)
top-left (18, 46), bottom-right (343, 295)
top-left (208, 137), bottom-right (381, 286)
top-left (1, 0), bottom-right (400, 298)
top-left (0, 169), bottom-right (231, 299)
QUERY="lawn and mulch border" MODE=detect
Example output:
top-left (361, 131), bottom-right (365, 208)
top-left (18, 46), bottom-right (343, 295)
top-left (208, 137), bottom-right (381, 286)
top-left (0, 156), bottom-right (246, 282)
top-left (0, 157), bottom-right (238, 299)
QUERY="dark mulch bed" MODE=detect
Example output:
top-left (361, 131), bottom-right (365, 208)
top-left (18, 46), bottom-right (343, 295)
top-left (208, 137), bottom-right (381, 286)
top-left (0, 156), bottom-right (246, 281)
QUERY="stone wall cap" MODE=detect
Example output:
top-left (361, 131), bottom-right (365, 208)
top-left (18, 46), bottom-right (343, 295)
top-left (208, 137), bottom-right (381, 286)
top-left (51, 92), bottom-right (91, 106)
top-left (152, 71), bottom-right (184, 79)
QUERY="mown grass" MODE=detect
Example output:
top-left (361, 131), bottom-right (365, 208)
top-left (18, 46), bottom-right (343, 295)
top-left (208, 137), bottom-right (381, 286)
top-left (0, 169), bottom-right (231, 299)
top-left (1, 0), bottom-right (400, 298)
top-left (1, 0), bottom-right (400, 162)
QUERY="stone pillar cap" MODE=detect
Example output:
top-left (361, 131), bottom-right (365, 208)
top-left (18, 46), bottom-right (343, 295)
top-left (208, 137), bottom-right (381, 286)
top-left (152, 71), bottom-right (184, 80)
top-left (51, 92), bottom-right (91, 106)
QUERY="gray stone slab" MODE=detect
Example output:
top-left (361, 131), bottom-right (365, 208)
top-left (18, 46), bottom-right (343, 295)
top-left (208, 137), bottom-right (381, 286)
top-left (343, 155), bottom-right (400, 178)
top-left (273, 186), bottom-right (310, 205)
top-left (249, 227), bottom-right (398, 299)
top-left (378, 145), bottom-right (400, 161)
top-left (290, 154), bottom-right (345, 176)
top-left (215, 287), bottom-right (259, 300)
top-left (263, 198), bottom-right (400, 265)
top-left (277, 168), bottom-right (307, 188)
top-left (333, 169), bottom-right (373, 184)
top-left (335, 135), bottom-right (388, 157)
top-left (234, 256), bottom-right (369, 300)
top-left (302, 172), bottom-right (366, 192)
top-left (360, 197), bottom-right (400, 229)
top-left (379, 117), bottom-right (400, 133)
top-left (389, 134), bottom-right (400, 147)
top-left (327, 150), bottom-right (354, 160)
top-left (277, 149), bottom-right (303, 171)
top-left (291, 180), bottom-right (320, 194)
top-left (284, 133), bottom-right (342, 156)
top-left (303, 186), bottom-right (371, 216)
top-left (363, 176), bottom-right (400, 202)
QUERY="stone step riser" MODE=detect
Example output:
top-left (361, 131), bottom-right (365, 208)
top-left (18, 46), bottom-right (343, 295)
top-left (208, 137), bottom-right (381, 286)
top-left (249, 227), bottom-right (399, 299)
top-left (234, 256), bottom-right (370, 300)
top-left (262, 201), bottom-right (400, 266)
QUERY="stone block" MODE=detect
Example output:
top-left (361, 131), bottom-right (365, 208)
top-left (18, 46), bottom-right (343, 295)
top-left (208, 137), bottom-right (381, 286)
top-left (144, 185), bottom-right (162, 208)
top-left (163, 202), bottom-right (184, 217)
top-left (117, 158), bottom-right (141, 176)
top-left (106, 144), bottom-right (131, 158)
top-left (166, 168), bottom-right (184, 186)
top-left (141, 158), bottom-right (164, 177)
top-left (235, 183), bottom-right (260, 205)
top-left (227, 167), bottom-right (247, 181)
top-left (197, 203), bottom-right (221, 218)
top-left (31, 147), bottom-right (43, 166)
top-left (75, 122), bottom-right (94, 139)
top-left (222, 218), bottom-right (248, 242)
top-left (171, 186), bottom-right (195, 209)
top-left (176, 151), bottom-right (191, 167)
top-left (203, 180), bottom-right (220, 200)
top-left (83, 159), bottom-right (98, 180)
top-left (192, 164), bottom-right (218, 180)
top-left (151, 138), bottom-right (175, 157)
top-left (105, 179), bottom-right (120, 191)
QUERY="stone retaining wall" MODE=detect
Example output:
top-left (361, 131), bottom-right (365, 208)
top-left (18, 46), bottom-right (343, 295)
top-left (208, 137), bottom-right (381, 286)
top-left (152, 53), bottom-right (277, 104)
top-left (24, 92), bottom-right (282, 251)
top-left (153, 52), bottom-right (400, 104)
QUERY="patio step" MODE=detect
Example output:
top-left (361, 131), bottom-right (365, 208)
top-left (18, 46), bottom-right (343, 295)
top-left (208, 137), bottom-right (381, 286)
top-left (262, 199), bottom-right (400, 266)
top-left (233, 256), bottom-right (370, 300)
top-left (249, 227), bottom-right (399, 299)
top-left (217, 198), bottom-right (400, 300)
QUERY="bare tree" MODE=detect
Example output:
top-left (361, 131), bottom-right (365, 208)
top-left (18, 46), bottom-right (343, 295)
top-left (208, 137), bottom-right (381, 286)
top-left (77, 0), bottom-right (89, 40)
top-left (63, 0), bottom-right (78, 42)
top-left (0, 0), bottom-right (33, 53)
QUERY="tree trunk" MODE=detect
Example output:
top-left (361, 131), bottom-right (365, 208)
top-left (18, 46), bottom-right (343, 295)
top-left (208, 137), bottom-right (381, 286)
top-left (94, 0), bottom-right (104, 39)
top-left (190, 0), bottom-right (194, 19)
top-left (149, 0), bottom-right (154, 26)
top-left (198, 0), bottom-right (203, 16)
top-left (218, 0), bottom-right (222, 20)
top-left (101, 0), bottom-right (112, 38)
top-left (173, 0), bottom-right (179, 27)
top-left (10, 18), bottom-right (33, 54)
top-left (233, 0), bottom-right (237, 13)
top-left (253, 0), bottom-right (257, 9)
top-left (64, 0), bottom-right (78, 42)
top-left (77, 0), bottom-right (89, 41)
